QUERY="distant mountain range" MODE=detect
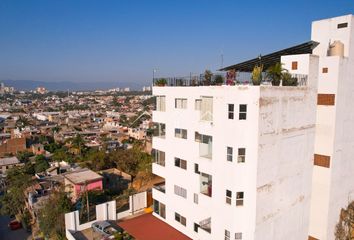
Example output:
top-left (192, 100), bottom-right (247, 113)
top-left (1, 80), bottom-right (149, 91)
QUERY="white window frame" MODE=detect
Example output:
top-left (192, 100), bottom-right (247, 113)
top-left (175, 157), bottom-right (187, 170)
top-left (175, 98), bottom-right (188, 109)
top-left (156, 96), bottom-right (166, 112)
top-left (226, 190), bottom-right (232, 205)
top-left (237, 148), bottom-right (246, 163)
top-left (227, 147), bottom-right (233, 162)
top-left (239, 104), bottom-right (247, 120)
top-left (228, 104), bottom-right (234, 119)
top-left (236, 192), bottom-right (244, 206)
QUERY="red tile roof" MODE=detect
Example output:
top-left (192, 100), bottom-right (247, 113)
top-left (118, 213), bottom-right (192, 240)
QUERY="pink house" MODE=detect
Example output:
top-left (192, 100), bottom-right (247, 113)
top-left (64, 168), bottom-right (103, 202)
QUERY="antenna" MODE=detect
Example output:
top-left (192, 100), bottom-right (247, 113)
top-left (220, 51), bottom-right (224, 69)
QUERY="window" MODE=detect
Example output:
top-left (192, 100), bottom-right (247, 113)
top-left (200, 96), bottom-right (213, 121)
top-left (194, 193), bottom-right (198, 204)
top-left (195, 99), bottom-right (202, 110)
top-left (291, 61), bottom-right (298, 70)
top-left (175, 128), bottom-right (187, 139)
top-left (152, 149), bottom-right (165, 166)
top-left (194, 163), bottom-right (200, 174)
top-left (153, 199), bottom-right (166, 218)
top-left (175, 212), bottom-right (186, 226)
top-left (237, 148), bottom-right (246, 163)
top-left (194, 223), bottom-right (199, 232)
top-left (175, 98), bottom-right (187, 109)
top-left (227, 147), bottom-right (233, 162)
top-left (200, 172), bottom-right (212, 197)
top-left (174, 185), bottom-right (187, 198)
top-left (337, 22), bottom-right (348, 29)
top-left (239, 104), bottom-right (247, 120)
top-left (175, 157), bottom-right (187, 170)
top-left (235, 232), bottom-right (243, 239)
top-left (228, 104), bottom-right (234, 119)
top-left (156, 96), bottom-right (166, 111)
top-left (236, 192), bottom-right (244, 206)
top-left (226, 190), bottom-right (232, 205)
top-left (153, 122), bottom-right (166, 138)
top-left (225, 230), bottom-right (231, 240)
top-left (322, 67), bottom-right (328, 73)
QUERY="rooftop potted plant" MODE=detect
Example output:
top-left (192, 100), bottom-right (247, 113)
top-left (251, 64), bottom-right (263, 86)
top-left (266, 62), bottom-right (284, 86)
top-left (203, 70), bottom-right (213, 85)
top-left (213, 74), bottom-right (224, 85)
top-left (155, 78), bottom-right (167, 87)
top-left (282, 72), bottom-right (298, 86)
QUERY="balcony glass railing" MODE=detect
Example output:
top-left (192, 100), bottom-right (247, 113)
top-left (196, 133), bottom-right (213, 159)
top-left (153, 182), bottom-right (166, 193)
top-left (153, 72), bottom-right (308, 87)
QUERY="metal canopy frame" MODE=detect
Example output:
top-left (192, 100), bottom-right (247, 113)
top-left (219, 41), bottom-right (319, 72)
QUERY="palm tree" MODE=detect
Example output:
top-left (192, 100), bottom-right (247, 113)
top-left (15, 116), bottom-right (29, 129)
top-left (266, 62), bottom-right (286, 86)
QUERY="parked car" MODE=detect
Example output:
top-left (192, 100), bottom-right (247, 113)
top-left (8, 220), bottom-right (22, 230)
top-left (92, 221), bottom-right (123, 238)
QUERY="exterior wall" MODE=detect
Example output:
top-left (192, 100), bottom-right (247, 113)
top-left (74, 180), bottom-right (103, 199)
top-left (152, 83), bottom-right (316, 240)
top-left (153, 86), bottom-right (261, 240)
top-left (309, 14), bottom-right (354, 240)
top-left (255, 86), bottom-right (317, 240)
top-left (0, 137), bottom-right (26, 157)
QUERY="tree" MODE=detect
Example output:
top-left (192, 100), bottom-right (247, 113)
top-left (15, 116), bottom-right (29, 130)
top-left (17, 151), bottom-right (34, 163)
top-left (34, 154), bottom-right (49, 173)
top-left (335, 201), bottom-right (354, 240)
top-left (0, 166), bottom-right (32, 215)
top-left (71, 134), bottom-right (86, 155)
top-left (266, 62), bottom-right (287, 86)
top-left (38, 187), bottom-right (73, 239)
top-left (52, 147), bottom-right (73, 163)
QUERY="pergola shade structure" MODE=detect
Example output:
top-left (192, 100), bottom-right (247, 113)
top-left (219, 41), bottom-right (319, 72)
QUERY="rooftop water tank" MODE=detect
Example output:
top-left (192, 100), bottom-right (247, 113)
top-left (328, 40), bottom-right (344, 57)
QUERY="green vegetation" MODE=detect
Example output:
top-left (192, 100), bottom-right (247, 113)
top-left (266, 62), bottom-right (284, 86)
top-left (335, 201), bottom-right (354, 240)
top-left (0, 166), bottom-right (33, 216)
top-left (154, 78), bottom-right (167, 86)
top-left (34, 154), bottom-right (49, 173)
top-left (38, 187), bottom-right (73, 239)
top-left (251, 64), bottom-right (263, 85)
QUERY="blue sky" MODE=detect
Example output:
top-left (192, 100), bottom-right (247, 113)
top-left (0, 0), bottom-right (353, 85)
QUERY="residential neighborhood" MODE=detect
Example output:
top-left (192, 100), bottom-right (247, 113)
top-left (1, 1), bottom-right (354, 240)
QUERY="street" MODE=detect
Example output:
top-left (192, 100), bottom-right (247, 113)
top-left (0, 215), bottom-right (31, 240)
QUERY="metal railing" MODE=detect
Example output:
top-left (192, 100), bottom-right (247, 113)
top-left (153, 182), bottom-right (166, 193)
top-left (153, 72), bottom-right (308, 87)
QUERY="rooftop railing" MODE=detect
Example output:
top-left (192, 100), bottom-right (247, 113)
top-left (153, 72), bottom-right (308, 87)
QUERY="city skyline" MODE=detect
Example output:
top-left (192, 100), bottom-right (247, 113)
top-left (0, 0), bottom-right (353, 87)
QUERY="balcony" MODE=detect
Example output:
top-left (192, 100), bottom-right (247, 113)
top-left (153, 182), bottom-right (166, 193)
top-left (200, 172), bottom-right (212, 197)
top-left (195, 132), bottom-right (212, 159)
top-left (199, 217), bottom-right (211, 234)
top-left (153, 72), bottom-right (308, 87)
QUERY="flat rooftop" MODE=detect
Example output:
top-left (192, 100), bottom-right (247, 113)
top-left (118, 213), bottom-right (192, 240)
top-left (64, 168), bottom-right (103, 185)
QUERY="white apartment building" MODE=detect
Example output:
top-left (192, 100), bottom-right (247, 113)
top-left (151, 14), bottom-right (354, 240)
